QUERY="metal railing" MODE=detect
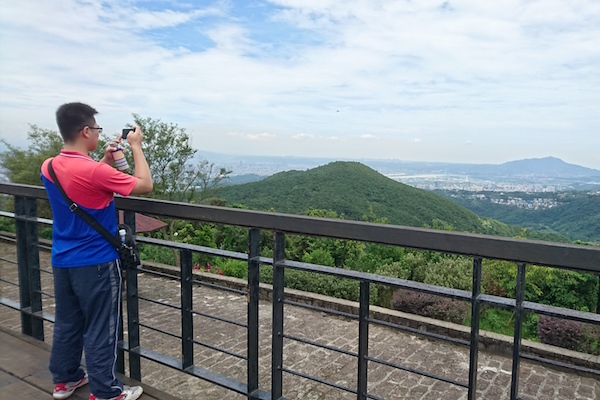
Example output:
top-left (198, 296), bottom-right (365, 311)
top-left (1, 182), bottom-right (599, 400)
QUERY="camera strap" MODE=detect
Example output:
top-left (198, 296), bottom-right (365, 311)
top-left (47, 159), bottom-right (123, 250)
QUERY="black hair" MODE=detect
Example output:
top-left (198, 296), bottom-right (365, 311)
top-left (55, 102), bottom-right (98, 143)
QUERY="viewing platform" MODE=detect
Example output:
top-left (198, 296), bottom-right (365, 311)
top-left (2, 241), bottom-right (599, 399)
top-left (1, 182), bottom-right (599, 399)
top-left (0, 326), bottom-right (177, 400)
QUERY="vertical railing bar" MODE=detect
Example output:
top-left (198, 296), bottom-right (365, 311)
top-left (272, 231), bottom-right (286, 399)
top-left (467, 257), bottom-right (482, 400)
top-left (181, 248), bottom-right (194, 370)
top-left (26, 197), bottom-right (44, 340)
top-left (357, 280), bottom-right (370, 400)
top-left (15, 196), bottom-right (33, 338)
top-left (247, 228), bottom-right (260, 399)
top-left (510, 262), bottom-right (526, 400)
top-left (124, 211), bottom-right (141, 381)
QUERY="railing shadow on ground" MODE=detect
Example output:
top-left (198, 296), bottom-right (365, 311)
top-left (1, 182), bottom-right (599, 400)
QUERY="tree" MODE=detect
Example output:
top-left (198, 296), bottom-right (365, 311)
top-left (128, 114), bottom-right (231, 203)
top-left (1, 117), bottom-right (233, 267)
top-left (0, 125), bottom-right (63, 185)
top-left (0, 117), bottom-right (230, 203)
top-left (124, 114), bottom-right (231, 267)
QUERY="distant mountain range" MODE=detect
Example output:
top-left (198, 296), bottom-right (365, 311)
top-left (367, 156), bottom-right (600, 179)
top-left (198, 152), bottom-right (600, 186)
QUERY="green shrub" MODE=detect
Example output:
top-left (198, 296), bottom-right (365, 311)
top-left (476, 308), bottom-right (538, 340)
top-left (0, 216), bottom-right (15, 233)
top-left (259, 265), bottom-right (378, 304)
top-left (527, 267), bottom-right (598, 312)
top-left (217, 259), bottom-right (248, 280)
top-left (39, 226), bottom-right (53, 240)
top-left (139, 243), bottom-right (176, 265)
top-left (302, 248), bottom-right (335, 267)
top-left (413, 255), bottom-right (473, 291)
top-left (373, 261), bottom-right (412, 307)
top-left (482, 261), bottom-right (598, 313)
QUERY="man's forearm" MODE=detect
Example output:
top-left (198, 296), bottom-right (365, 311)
top-left (131, 146), bottom-right (153, 193)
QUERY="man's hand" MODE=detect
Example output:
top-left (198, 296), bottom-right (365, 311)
top-left (100, 139), bottom-right (122, 165)
top-left (126, 126), bottom-right (143, 148)
top-left (127, 126), bottom-right (153, 194)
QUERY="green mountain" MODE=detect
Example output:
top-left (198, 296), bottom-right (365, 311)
top-left (219, 161), bottom-right (569, 241)
top-left (439, 192), bottom-right (600, 243)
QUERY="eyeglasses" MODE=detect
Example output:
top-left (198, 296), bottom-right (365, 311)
top-left (87, 126), bottom-right (103, 134)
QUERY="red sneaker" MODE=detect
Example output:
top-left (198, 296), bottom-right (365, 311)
top-left (53, 373), bottom-right (88, 399)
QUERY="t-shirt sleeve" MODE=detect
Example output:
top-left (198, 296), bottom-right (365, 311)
top-left (93, 163), bottom-right (138, 196)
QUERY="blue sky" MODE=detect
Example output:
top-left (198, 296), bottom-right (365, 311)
top-left (1, 0), bottom-right (599, 169)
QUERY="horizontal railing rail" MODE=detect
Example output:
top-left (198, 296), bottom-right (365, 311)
top-left (1, 182), bottom-right (599, 400)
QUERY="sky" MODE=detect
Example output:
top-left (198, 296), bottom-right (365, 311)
top-left (1, 0), bottom-right (599, 169)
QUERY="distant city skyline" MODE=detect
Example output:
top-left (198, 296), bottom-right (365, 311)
top-left (1, 1), bottom-right (599, 169)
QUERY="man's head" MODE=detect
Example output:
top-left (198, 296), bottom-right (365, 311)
top-left (55, 102), bottom-right (100, 145)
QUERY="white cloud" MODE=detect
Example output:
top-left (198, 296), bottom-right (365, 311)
top-left (293, 133), bottom-right (315, 139)
top-left (0, 0), bottom-right (599, 169)
top-left (247, 132), bottom-right (275, 140)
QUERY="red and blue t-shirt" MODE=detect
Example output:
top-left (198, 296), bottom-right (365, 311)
top-left (41, 150), bottom-right (138, 268)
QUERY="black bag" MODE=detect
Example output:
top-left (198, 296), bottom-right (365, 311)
top-left (116, 223), bottom-right (141, 270)
top-left (48, 159), bottom-right (141, 270)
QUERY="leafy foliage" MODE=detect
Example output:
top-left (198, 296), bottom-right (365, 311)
top-left (130, 114), bottom-right (231, 203)
top-left (482, 260), bottom-right (598, 312)
top-left (0, 216), bottom-right (15, 232)
top-left (538, 315), bottom-right (600, 355)
top-left (439, 190), bottom-right (600, 243)
top-left (391, 288), bottom-right (469, 324)
top-left (0, 125), bottom-right (63, 185)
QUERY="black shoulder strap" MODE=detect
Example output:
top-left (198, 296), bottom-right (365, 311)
top-left (47, 159), bottom-right (122, 249)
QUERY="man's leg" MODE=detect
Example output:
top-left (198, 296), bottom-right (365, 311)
top-left (72, 261), bottom-right (123, 399)
top-left (49, 267), bottom-right (86, 384)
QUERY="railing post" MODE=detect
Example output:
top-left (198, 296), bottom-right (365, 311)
top-left (272, 231), bottom-right (285, 399)
top-left (357, 280), bottom-right (370, 400)
top-left (247, 228), bottom-right (260, 399)
top-left (181, 249), bottom-right (194, 370)
top-left (510, 262), bottom-right (526, 400)
top-left (14, 196), bottom-right (43, 340)
top-left (124, 211), bottom-right (141, 381)
top-left (468, 257), bottom-right (482, 400)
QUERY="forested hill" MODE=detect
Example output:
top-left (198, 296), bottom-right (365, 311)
top-left (219, 161), bottom-right (568, 240)
top-left (442, 193), bottom-right (600, 243)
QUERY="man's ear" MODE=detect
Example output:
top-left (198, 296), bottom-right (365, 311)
top-left (80, 126), bottom-right (90, 139)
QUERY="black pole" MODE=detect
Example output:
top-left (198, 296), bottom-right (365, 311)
top-left (510, 262), bottom-right (526, 400)
top-left (124, 211), bottom-right (141, 381)
top-left (181, 249), bottom-right (194, 370)
top-left (247, 228), bottom-right (260, 399)
top-left (357, 280), bottom-right (370, 400)
top-left (467, 257), bottom-right (482, 400)
top-left (271, 231), bottom-right (285, 399)
top-left (14, 196), bottom-right (44, 340)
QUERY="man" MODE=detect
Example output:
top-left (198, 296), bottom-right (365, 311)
top-left (41, 102), bottom-right (153, 400)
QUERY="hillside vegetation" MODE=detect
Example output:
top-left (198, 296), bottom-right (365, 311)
top-left (220, 161), bottom-right (568, 241)
top-left (439, 192), bottom-right (600, 243)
